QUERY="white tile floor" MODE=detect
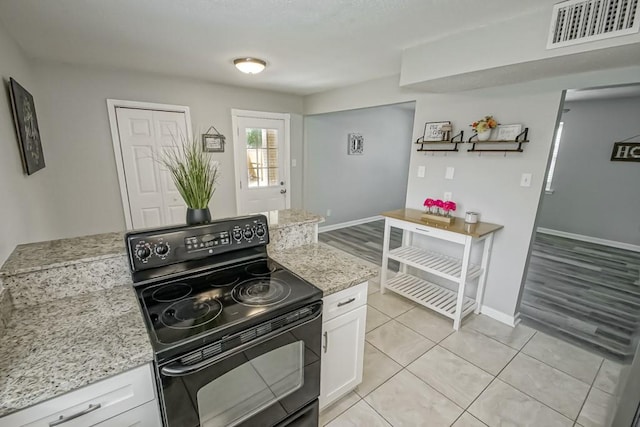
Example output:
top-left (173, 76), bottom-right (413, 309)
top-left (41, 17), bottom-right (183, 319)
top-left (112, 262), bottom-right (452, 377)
top-left (319, 276), bottom-right (626, 427)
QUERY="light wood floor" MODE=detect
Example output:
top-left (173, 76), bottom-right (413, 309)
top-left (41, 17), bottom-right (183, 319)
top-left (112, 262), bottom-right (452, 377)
top-left (520, 233), bottom-right (640, 361)
top-left (319, 220), bottom-right (402, 271)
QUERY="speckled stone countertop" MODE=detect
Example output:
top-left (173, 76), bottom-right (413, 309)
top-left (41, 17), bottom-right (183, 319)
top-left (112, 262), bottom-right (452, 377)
top-left (261, 209), bottom-right (324, 230)
top-left (270, 243), bottom-right (378, 296)
top-left (0, 232), bottom-right (125, 276)
top-left (0, 285), bottom-right (153, 417)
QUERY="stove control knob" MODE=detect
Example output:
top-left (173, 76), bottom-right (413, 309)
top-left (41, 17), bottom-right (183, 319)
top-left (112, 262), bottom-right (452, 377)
top-left (243, 228), bottom-right (254, 239)
top-left (232, 229), bottom-right (243, 241)
top-left (155, 242), bottom-right (170, 257)
top-left (135, 244), bottom-right (152, 262)
top-left (255, 224), bottom-right (266, 238)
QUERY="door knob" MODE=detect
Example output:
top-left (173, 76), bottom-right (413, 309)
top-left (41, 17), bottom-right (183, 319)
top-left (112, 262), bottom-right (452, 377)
top-left (280, 189), bottom-right (287, 194)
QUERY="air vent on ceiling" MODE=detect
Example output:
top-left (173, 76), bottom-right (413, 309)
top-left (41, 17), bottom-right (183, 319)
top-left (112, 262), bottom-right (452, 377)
top-left (547, 0), bottom-right (639, 49)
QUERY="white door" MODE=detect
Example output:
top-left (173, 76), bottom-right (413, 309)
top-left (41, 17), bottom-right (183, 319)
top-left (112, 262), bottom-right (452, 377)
top-left (319, 305), bottom-right (367, 409)
top-left (232, 110), bottom-right (290, 214)
top-left (114, 107), bottom-right (190, 229)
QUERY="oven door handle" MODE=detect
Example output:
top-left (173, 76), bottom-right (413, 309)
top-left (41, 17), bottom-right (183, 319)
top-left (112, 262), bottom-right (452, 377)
top-left (160, 309), bottom-right (322, 377)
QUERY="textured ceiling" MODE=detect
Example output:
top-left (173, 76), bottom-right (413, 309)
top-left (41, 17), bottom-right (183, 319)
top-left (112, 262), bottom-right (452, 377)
top-left (0, 0), bottom-right (556, 95)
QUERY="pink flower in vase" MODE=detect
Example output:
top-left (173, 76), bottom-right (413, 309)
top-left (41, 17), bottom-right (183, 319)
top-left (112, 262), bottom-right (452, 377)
top-left (435, 199), bottom-right (445, 215)
top-left (443, 201), bottom-right (457, 217)
top-left (423, 198), bottom-right (435, 214)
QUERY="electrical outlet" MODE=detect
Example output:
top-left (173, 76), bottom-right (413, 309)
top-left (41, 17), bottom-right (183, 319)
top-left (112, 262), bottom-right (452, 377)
top-left (520, 173), bottom-right (532, 187)
top-left (326, 209), bottom-right (332, 217)
top-left (444, 192), bottom-right (452, 201)
top-left (445, 167), bottom-right (455, 180)
top-left (292, 158), bottom-right (297, 167)
top-left (417, 165), bottom-right (425, 178)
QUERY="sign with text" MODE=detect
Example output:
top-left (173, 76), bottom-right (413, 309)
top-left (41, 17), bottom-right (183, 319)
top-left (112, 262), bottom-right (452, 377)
top-left (611, 142), bottom-right (640, 162)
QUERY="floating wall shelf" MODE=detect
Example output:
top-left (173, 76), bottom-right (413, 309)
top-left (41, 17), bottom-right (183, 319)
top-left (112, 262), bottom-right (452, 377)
top-left (467, 128), bottom-right (529, 153)
top-left (416, 131), bottom-right (465, 152)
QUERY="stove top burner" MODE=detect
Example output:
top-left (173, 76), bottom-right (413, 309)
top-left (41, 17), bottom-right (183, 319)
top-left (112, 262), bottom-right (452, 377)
top-left (204, 273), bottom-right (240, 288)
top-left (232, 278), bottom-right (292, 306)
top-left (152, 283), bottom-right (192, 302)
top-left (161, 297), bottom-right (223, 330)
top-left (246, 263), bottom-right (277, 276)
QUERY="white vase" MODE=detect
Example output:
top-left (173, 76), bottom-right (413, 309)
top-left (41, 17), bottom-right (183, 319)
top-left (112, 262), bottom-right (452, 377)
top-left (477, 130), bottom-right (492, 141)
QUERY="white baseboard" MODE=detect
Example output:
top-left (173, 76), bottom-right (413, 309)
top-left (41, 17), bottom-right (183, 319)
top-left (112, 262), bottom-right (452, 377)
top-left (480, 305), bottom-right (518, 327)
top-left (319, 215), bottom-right (383, 233)
top-left (537, 227), bottom-right (640, 253)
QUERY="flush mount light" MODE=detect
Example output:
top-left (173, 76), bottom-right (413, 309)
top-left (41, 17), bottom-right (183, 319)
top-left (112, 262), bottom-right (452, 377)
top-left (233, 58), bottom-right (267, 74)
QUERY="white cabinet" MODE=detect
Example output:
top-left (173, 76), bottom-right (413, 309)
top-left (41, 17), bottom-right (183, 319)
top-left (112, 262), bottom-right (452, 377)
top-left (0, 364), bottom-right (161, 427)
top-left (319, 282), bottom-right (368, 410)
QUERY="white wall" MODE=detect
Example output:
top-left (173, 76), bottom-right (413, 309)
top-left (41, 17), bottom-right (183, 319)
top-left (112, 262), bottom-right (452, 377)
top-left (30, 60), bottom-right (304, 239)
top-left (538, 96), bottom-right (640, 244)
top-left (304, 103), bottom-right (415, 225)
top-left (304, 66), bottom-right (640, 319)
top-left (0, 24), bottom-right (53, 265)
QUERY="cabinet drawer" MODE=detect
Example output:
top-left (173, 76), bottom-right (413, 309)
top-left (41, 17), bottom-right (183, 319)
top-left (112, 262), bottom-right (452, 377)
top-left (94, 401), bottom-right (161, 427)
top-left (390, 220), bottom-right (466, 244)
top-left (0, 364), bottom-right (156, 427)
top-left (323, 282), bottom-right (368, 322)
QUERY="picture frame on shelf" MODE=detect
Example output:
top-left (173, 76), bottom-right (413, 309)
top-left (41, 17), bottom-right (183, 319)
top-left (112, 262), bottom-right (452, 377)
top-left (423, 121), bottom-right (452, 141)
top-left (494, 124), bottom-right (523, 141)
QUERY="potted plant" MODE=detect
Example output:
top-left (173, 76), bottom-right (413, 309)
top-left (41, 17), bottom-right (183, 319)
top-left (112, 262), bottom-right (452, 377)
top-left (160, 136), bottom-right (219, 225)
top-left (471, 115), bottom-right (498, 141)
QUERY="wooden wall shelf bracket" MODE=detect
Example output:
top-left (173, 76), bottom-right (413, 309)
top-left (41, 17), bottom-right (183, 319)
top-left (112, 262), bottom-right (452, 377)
top-left (416, 131), bottom-right (464, 153)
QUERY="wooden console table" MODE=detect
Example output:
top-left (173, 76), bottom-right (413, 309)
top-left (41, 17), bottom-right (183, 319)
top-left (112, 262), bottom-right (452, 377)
top-left (380, 209), bottom-right (503, 330)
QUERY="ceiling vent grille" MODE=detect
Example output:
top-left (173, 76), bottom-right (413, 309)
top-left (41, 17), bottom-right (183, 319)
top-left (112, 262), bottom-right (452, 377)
top-left (547, 0), bottom-right (640, 49)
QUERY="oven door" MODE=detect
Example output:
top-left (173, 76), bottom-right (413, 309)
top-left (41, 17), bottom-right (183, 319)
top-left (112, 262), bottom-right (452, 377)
top-left (158, 302), bottom-right (322, 427)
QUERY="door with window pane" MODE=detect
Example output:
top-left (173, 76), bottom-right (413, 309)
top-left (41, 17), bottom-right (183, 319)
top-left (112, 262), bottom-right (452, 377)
top-left (234, 113), bottom-right (289, 214)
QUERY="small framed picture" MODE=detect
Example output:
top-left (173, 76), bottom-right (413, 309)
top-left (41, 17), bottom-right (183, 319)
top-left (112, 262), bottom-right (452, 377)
top-left (348, 133), bottom-right (364, 155)
top-left (495, 124), bottom-right (523, 141)
top-left (423, 121), bottom-right (452, 142)
top-left (202, 133), bottom-right (225, 152)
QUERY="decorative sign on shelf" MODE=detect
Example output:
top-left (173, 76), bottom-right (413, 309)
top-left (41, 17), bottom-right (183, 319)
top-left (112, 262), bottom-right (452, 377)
top-left (611, 142), bottom-right (640, 162)
top-left (348, 133), bottom-right (364, 155)
top-left (422, 121), bottom-right (451, 142)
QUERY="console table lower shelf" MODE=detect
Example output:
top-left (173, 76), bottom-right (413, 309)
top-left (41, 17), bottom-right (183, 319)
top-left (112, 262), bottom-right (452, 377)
top-left (386, 274), bottom-right (477, 320)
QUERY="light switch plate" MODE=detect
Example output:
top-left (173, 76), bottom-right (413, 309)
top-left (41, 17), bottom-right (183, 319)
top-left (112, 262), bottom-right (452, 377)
top-left (444, 192), bottom-right (452, 201)
top-left (292, 158), bottom-right (297, 167)
top-left (417, 165), bottom-right (426, 178)
top-left (520, 173), bottom-right (532, 187)
top-left (445, 167), bottom-right (455, 180)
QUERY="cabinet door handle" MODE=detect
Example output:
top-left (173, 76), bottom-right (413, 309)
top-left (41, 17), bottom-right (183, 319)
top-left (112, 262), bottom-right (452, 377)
top-left (49, 404), bottom-right (102, 426)
top-left (337, 297), bottom-right (356, 307)
top-left (416, 228), bottom-right (431, 233)
top-left (323, 331), bottom-right (328, 353)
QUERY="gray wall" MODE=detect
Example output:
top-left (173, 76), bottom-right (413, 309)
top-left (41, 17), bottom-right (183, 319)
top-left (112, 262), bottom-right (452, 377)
top-left (304, 103), bottom-right (415, 226)
top-left (0, 24), bottom-right (54, 264)
top-left (538, 97), bottom-right (640, 245)
top-left (30, 60), bottom-right (304, 240)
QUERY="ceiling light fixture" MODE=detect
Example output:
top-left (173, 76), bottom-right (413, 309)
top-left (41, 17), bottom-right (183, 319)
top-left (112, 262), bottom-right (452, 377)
top-left (234, 58), bottom-right (266, 74)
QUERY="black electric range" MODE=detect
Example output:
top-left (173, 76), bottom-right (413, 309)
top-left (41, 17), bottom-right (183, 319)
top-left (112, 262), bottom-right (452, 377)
top-left (126, 215), bottom-right (323, 427)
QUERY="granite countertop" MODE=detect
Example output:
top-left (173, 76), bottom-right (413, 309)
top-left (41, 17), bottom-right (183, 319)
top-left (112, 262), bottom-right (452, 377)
top-left (261, 209), bottom-right (324, 230)
top-left (270, 243), bottom-right (378, 296)
top-left (0, 232), bottom-right (125, 276)
top-left (0, 285), bottom-right (153, 417)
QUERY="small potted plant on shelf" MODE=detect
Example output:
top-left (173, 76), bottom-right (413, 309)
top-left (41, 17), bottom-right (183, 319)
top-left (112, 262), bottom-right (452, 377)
top-left (471, 115), bottom-right (498, 141)
top-left (160, 136), bottom-right (219, 225)
top-left (422, 198), bottom-right (457, 224)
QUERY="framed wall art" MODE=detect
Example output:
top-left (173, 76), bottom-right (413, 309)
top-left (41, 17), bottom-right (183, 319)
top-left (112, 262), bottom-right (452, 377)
top-left (202, 125), bottom-right (226, 152)
top-left (348, 133), bottom-right (364, 155)
top-left (9, 78), bottom-right (45, 175)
